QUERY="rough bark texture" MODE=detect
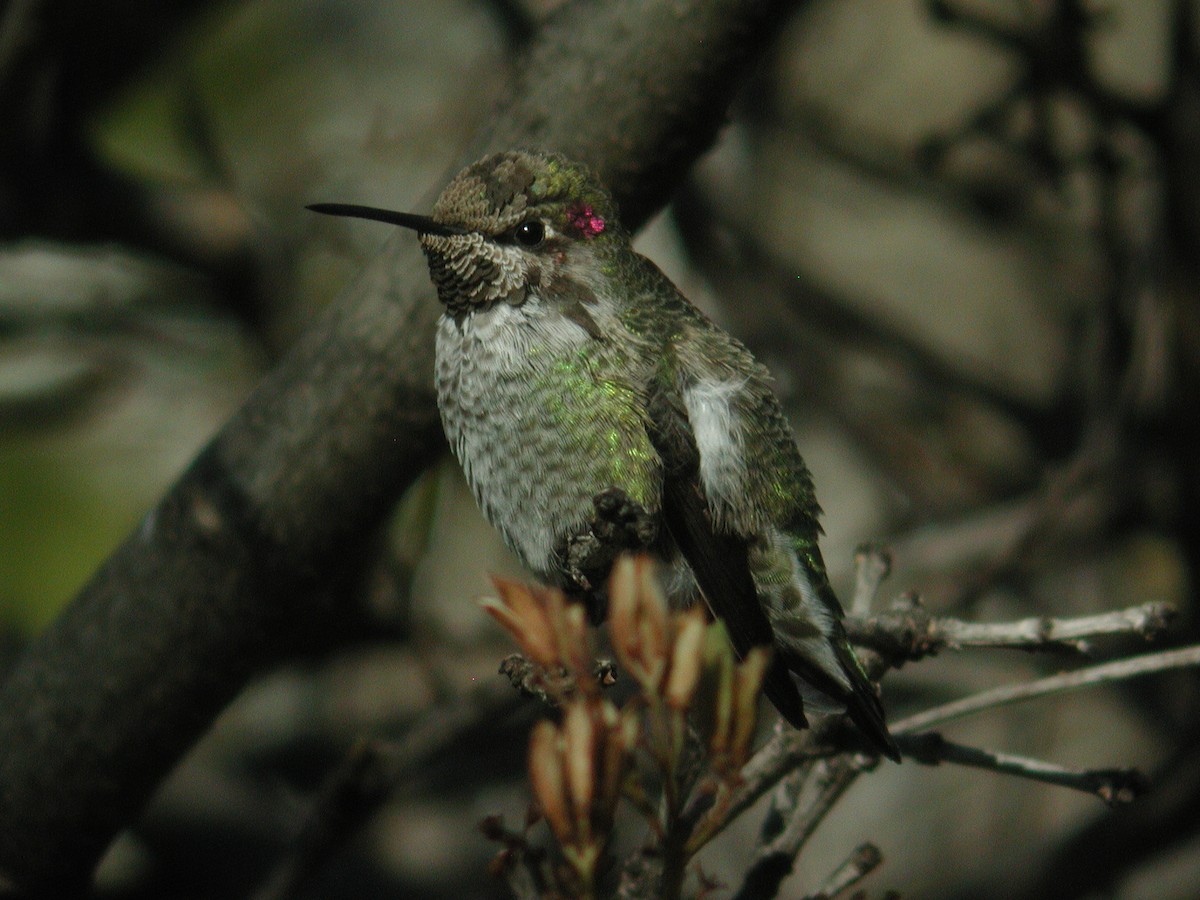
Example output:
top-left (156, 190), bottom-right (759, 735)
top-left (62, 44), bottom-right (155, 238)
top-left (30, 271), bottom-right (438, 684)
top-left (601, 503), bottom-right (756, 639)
top-left (0, 0), bottom-right (792, 892)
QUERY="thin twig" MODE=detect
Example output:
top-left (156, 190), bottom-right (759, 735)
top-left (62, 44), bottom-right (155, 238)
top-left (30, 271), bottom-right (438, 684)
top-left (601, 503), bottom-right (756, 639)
top-left (676, 721), bottom-right (820, 851)
top-left (849, 545), bottom-right (891, 618)
top-left (892, 643), bottom-right (1200, 734)
top-left (802, 842), bottom-right (884, 900)
top-left (481, 815), bottom-right (551, 900)
top-left (846, 600), bottom-right (1177, 662)
top-left (683, 622), bottom-right (1193, 861)
top-left (252, 739), bottom-right (392, 900)
top-left (724, 684), bottom-right (1149, 898)
top-left (928, 603), bottom-right (1177, 652)
top-left (731, 755), bottom-right (871, 900)
top-left (897, 732), bottom-right (1147, 805)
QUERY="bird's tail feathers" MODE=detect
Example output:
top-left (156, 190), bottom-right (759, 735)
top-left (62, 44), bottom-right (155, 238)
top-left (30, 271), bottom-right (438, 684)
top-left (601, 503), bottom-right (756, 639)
top-left (842, 673), bottom-right (901, 762)
top-left (761, 658), bottom-right (808, 731)
top-left (779, 643), bottom-right (901, 763)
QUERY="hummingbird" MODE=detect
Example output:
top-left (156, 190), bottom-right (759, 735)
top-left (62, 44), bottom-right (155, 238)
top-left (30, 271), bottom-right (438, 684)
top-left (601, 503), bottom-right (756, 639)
top-left (309, 150), bottom-right (899, 760)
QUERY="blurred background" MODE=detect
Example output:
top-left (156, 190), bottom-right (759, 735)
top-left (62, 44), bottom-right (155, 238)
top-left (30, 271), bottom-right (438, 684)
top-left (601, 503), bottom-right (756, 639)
top-left (2, 0), bottom-right (1198, 897)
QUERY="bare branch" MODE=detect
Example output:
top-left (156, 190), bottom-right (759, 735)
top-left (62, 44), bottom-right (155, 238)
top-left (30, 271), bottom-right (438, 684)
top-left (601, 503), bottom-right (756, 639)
top-left (927, 603), bottom-right (1177, 653)
top-left (849, 545), bottom-right (892, 618)
top-left (892, 643), bottom-right (1200, 734)
top-left (898, 732), bottom-right (1148, 805)
top-left (675, 719), bottom-right (828, 858)
top-left (846, 599), bottom-right (1177, 662)
top-left (731, 755), bottom-right (873, 900)
top-left (480, 812), bottom-right (556, 900)
top-left (802, 842), bottom-right (884, 900)
top-left (672, 616), bottom-right (1190, 870)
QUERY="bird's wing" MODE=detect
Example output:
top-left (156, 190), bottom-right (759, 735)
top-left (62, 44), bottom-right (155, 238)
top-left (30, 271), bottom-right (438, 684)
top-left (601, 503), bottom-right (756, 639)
top-left (643, 324), bottom-right (809, 730)
top-left (639, 284), bottom-right (897, 758)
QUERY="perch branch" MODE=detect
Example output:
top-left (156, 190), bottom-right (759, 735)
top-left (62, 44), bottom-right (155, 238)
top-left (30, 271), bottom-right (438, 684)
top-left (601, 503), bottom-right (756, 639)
top-left (849, 544), bottom-right (891, 618)
top-left (925, 603), bottom-right (1177, 652)
top-left (683, 614), bottom-right (1191, 862)
top-left (846, 599), bottom-right (1176, 661)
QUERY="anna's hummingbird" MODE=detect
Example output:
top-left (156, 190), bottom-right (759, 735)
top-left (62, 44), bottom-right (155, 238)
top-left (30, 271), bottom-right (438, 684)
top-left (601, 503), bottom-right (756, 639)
top-left (310, 150), bottom-right (899, 760)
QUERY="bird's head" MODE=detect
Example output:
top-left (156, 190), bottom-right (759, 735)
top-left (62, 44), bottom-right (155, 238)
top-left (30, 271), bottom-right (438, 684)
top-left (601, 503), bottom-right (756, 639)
top-left (310, 150), bottom-right (625, 317)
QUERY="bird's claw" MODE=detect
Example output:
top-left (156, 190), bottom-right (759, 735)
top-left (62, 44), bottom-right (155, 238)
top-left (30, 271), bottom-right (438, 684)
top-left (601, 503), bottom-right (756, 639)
top-left (560, 488), bottom-right (657, 621)
top-left (591, 487), bottom-right (657, 549)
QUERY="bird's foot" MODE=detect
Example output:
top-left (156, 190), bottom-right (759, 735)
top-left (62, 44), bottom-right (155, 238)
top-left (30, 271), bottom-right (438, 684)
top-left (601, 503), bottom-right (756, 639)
top-left (561, 488), bottom-right (657, 622)
top-left (591, 486), bottom-right (657, 549)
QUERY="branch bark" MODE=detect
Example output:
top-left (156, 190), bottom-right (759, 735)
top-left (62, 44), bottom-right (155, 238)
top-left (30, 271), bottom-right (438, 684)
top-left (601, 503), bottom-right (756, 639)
top-left (897, 733), bottom-right (1147, 805)
top-left (890, 643), bottom-right (1200, 734)
top-left (845, 599), bottom-right (1177, 661)
top-left (0, 0), bottom-right (795, 891)
top-left (731, 755), bottom-right (871, 900)
top-left (688, 614), bottom-right (1196, 869)
top-left (801, 842), bottom-right (883, 900)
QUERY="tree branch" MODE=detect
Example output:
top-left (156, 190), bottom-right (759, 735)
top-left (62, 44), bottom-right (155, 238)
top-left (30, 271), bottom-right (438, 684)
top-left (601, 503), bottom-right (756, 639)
top-left (731, 755), bottom-right (873, 900)
top-left (681, 618), bottom-right (1195, 871)
top-left (897, 732), bottom-right (1148, 805)
top-left (801, 842), bottom-right (883, 900)
top-left (924, 603), bottom-right (1177, 653)
top-left (849, 544), bottom-right (891, 618)
top-left (846, 599), bottom-right (1177, 661)
top-left (0, 0), bottom-right (797, 891)
top-left (891, 643), bottom-right (1200, 734)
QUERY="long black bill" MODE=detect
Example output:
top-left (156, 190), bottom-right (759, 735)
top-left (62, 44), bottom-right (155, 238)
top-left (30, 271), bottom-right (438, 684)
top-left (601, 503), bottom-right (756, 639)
top-left (306, 203), bottom-right (467, 237)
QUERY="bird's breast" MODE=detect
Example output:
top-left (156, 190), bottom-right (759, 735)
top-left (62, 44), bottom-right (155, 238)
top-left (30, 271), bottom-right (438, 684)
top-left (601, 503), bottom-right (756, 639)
top-left (434, 301), bottom-right (660, 579)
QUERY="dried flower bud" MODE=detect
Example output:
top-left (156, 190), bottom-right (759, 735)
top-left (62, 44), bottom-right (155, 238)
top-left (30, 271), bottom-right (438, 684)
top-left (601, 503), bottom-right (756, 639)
top-left (563, 702), bottom-right (597, 836)
top-left (664, 608), bottom-right (707, 709)
top-left (729, 647), bottom-right (769, 769)
top-left (484, 578), bottom-right (561, 668)
top-left (701, 620), bottom-right (737, 759)
top-left (608, 555), bottom-right (670, 691)
top-left (526, 698), bottom-right (633, 889)
top-left (596, 702), bottom-right (639, 821)
top-left (554, 601), bottom-right (596, 691)
top-left (528, 720), bottom-right (572, 846)
top-left (485, 577), bottom-right (597, 695)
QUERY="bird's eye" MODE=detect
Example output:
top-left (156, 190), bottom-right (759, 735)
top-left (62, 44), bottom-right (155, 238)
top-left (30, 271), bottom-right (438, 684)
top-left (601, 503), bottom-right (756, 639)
top-left (513, 220), bottom-right (545, 247)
